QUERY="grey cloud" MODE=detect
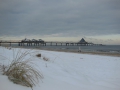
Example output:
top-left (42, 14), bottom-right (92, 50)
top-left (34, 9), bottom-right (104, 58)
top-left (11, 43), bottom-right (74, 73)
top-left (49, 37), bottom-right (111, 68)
top-left (0, 0), bottom-right (120, 37)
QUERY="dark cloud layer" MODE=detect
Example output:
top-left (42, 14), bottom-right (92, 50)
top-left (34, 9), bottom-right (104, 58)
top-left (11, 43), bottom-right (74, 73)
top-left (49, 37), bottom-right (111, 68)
top-left (0, 0), bottom-right (120, 37)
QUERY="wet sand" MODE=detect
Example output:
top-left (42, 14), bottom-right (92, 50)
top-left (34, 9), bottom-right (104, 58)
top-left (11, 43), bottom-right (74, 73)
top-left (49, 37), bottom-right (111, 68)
top-left (35, 48), bottom-right (120, 57)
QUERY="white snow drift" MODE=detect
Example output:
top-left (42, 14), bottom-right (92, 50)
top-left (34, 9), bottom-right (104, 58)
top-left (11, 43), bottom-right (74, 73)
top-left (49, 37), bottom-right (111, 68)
top-left (0, 46), bottom-right (120, 90)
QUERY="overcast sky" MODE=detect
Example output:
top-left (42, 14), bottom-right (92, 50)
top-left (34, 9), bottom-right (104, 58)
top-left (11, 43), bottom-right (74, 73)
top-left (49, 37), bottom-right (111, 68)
top-left (0, 0), bottom-right (120, 44)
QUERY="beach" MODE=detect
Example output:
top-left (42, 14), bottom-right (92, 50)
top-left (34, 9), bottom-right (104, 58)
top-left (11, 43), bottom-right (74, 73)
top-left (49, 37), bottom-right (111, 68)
top-left (0, 46), bottom-right (120, 90)
top-left (1, 0), bottom-right (120, 90)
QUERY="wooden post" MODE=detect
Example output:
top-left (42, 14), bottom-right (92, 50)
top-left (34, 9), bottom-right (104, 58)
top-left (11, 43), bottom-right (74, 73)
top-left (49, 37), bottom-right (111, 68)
top-left (66, 43), bottom-right (68, 46)
top-left (45, 43), bottom-right (46, 46)
top-left (18, 43), bottom-right (20, 46)
top-left (10, 42), bottom-right (11, 46)
top-left (78, 47), bottom-right (81, 52)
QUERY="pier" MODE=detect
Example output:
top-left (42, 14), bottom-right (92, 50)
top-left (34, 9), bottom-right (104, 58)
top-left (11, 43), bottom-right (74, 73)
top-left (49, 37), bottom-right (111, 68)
top-left (0, 41), bottom-right (102, 46)
top-left (0, 38), bottom-right (103, 47)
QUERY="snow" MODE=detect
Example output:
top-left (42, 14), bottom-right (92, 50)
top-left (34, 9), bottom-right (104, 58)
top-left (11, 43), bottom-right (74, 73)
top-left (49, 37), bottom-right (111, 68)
top-left (0, 46), bottom-right (120, 90)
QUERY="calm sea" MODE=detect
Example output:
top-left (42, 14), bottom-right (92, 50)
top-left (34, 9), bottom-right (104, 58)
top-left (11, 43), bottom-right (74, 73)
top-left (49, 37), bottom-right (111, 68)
top-left (3, 44), bottom-right (120, 53)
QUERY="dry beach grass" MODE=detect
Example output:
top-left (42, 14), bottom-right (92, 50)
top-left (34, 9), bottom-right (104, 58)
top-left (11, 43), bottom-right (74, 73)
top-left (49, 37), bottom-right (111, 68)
top-left (0, 49), bottom-right (43, 90)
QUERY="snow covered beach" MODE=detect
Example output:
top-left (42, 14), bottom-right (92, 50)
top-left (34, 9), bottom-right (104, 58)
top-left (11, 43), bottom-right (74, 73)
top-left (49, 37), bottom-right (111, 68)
top-left (0, 46), bottom-right (120, 90)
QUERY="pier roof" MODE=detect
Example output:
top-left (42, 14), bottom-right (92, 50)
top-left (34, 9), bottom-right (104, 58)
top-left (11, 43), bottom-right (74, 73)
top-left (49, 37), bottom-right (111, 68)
top-left (79, 38), bottom-right (87, 43)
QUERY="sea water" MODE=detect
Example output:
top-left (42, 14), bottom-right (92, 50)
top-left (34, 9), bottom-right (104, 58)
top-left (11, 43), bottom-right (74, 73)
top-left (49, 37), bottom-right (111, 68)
top-left (3, 44), bottom-right (120, 53)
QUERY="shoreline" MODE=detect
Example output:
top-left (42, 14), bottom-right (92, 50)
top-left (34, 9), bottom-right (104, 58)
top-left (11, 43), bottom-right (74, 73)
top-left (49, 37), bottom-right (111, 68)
top-left (1, 46), bottom-right (120, 57)
top-left (39, 48), bottom-right (120, 57)
top-left (14, 46), bottom-right (120, 57)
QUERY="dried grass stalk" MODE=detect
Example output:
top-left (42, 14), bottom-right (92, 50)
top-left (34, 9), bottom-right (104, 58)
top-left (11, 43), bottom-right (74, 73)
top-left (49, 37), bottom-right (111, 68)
top-left (36, 54), bottom-right (41, 57)
top-left (43, 57), bottom-right (49, 61)
top-left (0, 49), bottom-right (43, 89)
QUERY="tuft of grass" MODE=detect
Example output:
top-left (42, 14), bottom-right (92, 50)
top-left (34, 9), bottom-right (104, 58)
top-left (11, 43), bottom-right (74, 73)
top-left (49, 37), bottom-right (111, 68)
top-left (43, 57), bottom-right (49, 61)
top-left (0, 49), bottom-right (43, 90)
top-left (36, 54), bottom-right (41, 57)
top-left (36, 53), bottom-right (49, 61)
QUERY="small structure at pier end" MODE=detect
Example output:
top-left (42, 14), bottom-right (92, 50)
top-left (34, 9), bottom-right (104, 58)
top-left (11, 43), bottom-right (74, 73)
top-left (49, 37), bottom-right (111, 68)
top-left (77, 38), bottom-right (103, 46)
top-left (77, 38), bottom-right (89, 46)
top-left (79, 38), bottom-right (87, 43)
